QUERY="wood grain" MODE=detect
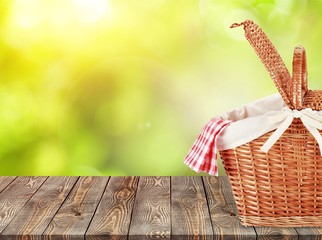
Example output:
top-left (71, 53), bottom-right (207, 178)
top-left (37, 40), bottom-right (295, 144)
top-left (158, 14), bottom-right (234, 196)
top-left (0, 176), bottom-right (320, 238)
top-left (293, 227), bottom-right (322, 240)
top-left (128, 176), bottom-right (170, 239)
top-left (86, 176), bottom-right (139, 237)
top-left (171, 176), bottom-right (213, 239)
top-left (203, 176), bottom-right (257, 239)
top-left (43, 176), bottom-right (109, 237)
top-left (0, 177), bottom-right (16, 193)
top-left (86, 236), bottom-right (127, 240)
top-left (255, 226), bottom-right (298, 240)
top-left (0, 176), bottom-right (47, 233)
top-left (1, 176), bottom-right (78, 236)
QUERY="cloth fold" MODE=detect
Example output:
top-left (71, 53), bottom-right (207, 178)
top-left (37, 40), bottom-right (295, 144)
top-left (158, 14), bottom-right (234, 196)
top-left (184, 118), bottom-right (231, 176)
top-left (184, 94), bottom-right (322, 175)
top-left (261, 107), bottom-right (322, 154)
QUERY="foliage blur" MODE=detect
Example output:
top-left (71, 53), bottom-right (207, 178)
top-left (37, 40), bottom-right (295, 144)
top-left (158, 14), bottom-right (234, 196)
top-left (1, 0), bottom-right (322, 175)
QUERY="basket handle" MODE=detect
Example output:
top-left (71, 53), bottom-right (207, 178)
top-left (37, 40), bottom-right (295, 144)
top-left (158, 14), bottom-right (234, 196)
top-left (231, 20), bottom-right (293, 108)
top-left (291, 45), bottom-right (308, 109)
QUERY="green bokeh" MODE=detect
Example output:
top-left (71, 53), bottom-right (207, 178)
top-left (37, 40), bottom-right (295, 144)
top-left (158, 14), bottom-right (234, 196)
top-left (1, 0), bottom-right (322, 175)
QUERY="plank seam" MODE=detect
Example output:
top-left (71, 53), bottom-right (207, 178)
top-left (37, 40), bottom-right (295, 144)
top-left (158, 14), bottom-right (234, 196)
top-left (201, 177), bottom-right (215, 236)
top-left (294, 227), bottom-right (300, 238)
top-left (0, 177), bottom-right (17, 195)
top-left (0, 176), bottom-right (49, 234)
top-left (84, 176), bottom-right (111, 236)
top-left (126, 176), bottom-right (140, 237)
top-left (40, 176), bottom-right (80, 236)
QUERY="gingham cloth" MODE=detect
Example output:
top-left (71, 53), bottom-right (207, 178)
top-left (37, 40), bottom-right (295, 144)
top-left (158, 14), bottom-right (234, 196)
top-left (184, 118), bottom-right (231, 175)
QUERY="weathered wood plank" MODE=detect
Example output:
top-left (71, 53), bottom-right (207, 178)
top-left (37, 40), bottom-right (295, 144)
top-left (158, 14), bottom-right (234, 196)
top-left (86, 176), bottom-right (139, 238)
top-left (43, 176), bottom-right (109, 237)
top-left (0, 176), bottom-right (47, 233)
top-left (86, 236), bottom-right (126, 240)
top-left (296, 227), bottom-right (322, 240)
top-left (169, 237), bottom-right (217, 240)
top-left (255, 227), bottom-right (298, 240)
top-left (0, 177), bottom-right (16, 193)
top-left (128, 176), bottom-right (170, 239)
top-left (0, 176), bottom-right (319, 239)
top-left (0, 236), bottom-right (84, 240)
top-left (203, 176), bottom-right (257, 239)
top-left (1, 176), bottom-right (78, 236)
top-left (0, 236), bottom-right (44, 240)
top-left (171, 176), bottom-right (213, 239)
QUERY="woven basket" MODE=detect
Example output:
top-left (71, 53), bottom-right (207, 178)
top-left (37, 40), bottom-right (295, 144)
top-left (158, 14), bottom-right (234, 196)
top-left (220, 20), bottom-right (322, 227)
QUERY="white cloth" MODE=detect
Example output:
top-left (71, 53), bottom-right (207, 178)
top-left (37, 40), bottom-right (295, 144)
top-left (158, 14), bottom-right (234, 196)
top-left (261, 107), bottom-right (322, 154)
top-left (216, 94), bottom-right (322, 153)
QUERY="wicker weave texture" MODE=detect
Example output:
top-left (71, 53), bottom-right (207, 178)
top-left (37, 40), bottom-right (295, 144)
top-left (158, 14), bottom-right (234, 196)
top-left (231, 20), bottom-right (293, 108)
top-left (222, 20), bottom-right (322, 227)
top-left (221, 119), bottom-right (322, 226)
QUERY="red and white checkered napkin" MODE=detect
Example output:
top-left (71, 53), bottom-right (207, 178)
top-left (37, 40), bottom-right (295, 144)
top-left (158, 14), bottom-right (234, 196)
top-left (184, 118), bottom-right (231, 176)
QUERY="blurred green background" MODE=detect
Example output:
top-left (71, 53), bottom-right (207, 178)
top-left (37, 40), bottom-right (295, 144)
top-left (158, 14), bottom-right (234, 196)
top-left (1, 0), bottom-right (322, 175)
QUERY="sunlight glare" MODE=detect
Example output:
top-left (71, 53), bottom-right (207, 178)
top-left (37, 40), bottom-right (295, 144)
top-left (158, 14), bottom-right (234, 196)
top-left (74, 0), bottom-right (111, 24)
top-left (13, 0), bottom-right (45, 28)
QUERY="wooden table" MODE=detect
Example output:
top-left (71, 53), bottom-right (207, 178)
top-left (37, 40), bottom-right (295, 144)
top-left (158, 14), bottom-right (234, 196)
top-left (0, 176), bottom-right (321, 239)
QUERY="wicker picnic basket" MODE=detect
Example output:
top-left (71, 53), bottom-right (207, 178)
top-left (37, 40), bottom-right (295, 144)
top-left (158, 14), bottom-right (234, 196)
top-left (220, 20), bottom-right (322, 227)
